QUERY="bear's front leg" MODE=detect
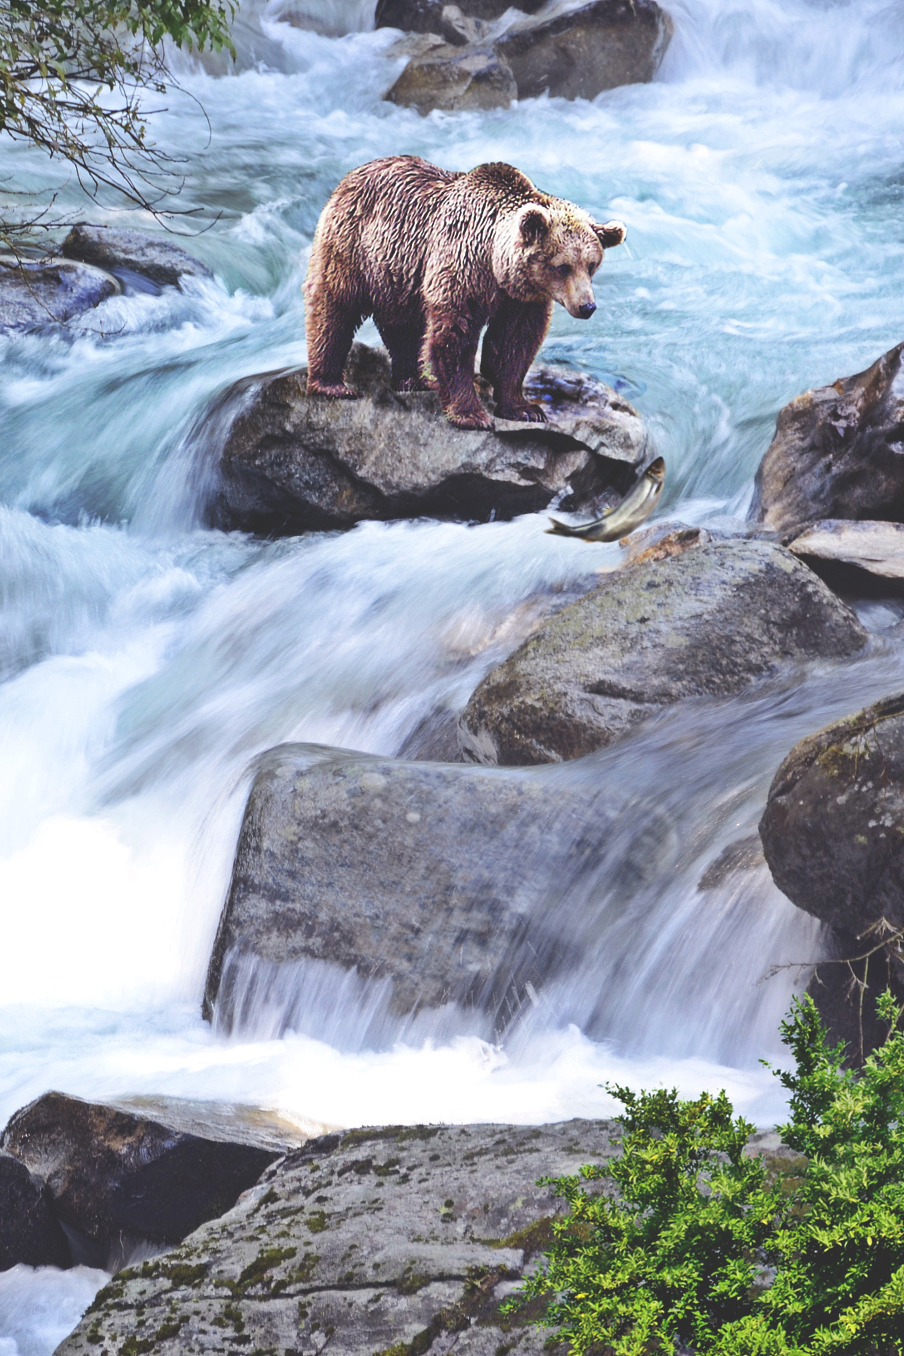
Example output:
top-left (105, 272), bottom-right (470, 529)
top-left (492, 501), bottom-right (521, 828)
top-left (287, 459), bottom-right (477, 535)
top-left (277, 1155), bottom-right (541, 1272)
top-left (481, 298), bottom-right (553, 423)
top-left (422, 311), bottom-right (492, 431)
top-left (304, 289), bottom-right (362, 400)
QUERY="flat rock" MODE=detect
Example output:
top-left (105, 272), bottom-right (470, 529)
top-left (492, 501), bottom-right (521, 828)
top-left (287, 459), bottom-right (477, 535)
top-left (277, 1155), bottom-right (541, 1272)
top-left (759, 692), bottom-right (904, 941)
top-left (496, 0), bottom-right (673, 100)
top-left (459, 537), bottom-right (867, 766)
top-left (203, 743), bottom-right (674, 1034)
top-left (750, 342), bottom-right (904, 534)
top-left (209, 343), bottom-right (648, 535)
top-left (786, 518), bottom-right (904, 594)
top-left (61, 224), bottom-right (213, 290)
top-left (385, 40), bottom-right (516, 111)
top-left (0, 1150), bottom-right (70, 1271)
top-left (0, 256), bottom-right (120, 331)
top-left (55, 1118), bottom-right (618, 1356)
top-left (0, 1093), bottom-right (290, 1268)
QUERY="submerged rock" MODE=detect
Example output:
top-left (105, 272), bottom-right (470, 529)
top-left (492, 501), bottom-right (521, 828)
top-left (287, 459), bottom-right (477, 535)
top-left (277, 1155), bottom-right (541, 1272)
top-left (376, 0), bottom-right (545, 32)
top-left (210, 343), bottom-right (648, 535)
top-left (459, 538), bottom-right (867, 766)
top-left (0, 1093), bottom-right (289, 1268)
top-left (496, 0), bottom-right (673, 100)
top-left (0, 1150), bottom-right (70, 1271)
top-left (750, 342), bottom-right (904, 534)
top-left (56, 1118), bottom-right (618, 1356)
top-left (61, 224), bottom-right (213, 290)
top-left (0, 256), bottom-right (120, 331)
top-left (385, 39), bottom-right (516, 112)
top-left (203, 743), bottom-right (673, 1034)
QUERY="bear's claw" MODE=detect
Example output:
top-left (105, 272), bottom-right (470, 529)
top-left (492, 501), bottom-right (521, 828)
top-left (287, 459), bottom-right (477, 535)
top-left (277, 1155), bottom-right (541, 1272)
top-left (307, 381), bottom-right (360, 399)
top-left (447, 409), bottom-right (493, 430)
top-left (496, 402), bottom-right (547, 424)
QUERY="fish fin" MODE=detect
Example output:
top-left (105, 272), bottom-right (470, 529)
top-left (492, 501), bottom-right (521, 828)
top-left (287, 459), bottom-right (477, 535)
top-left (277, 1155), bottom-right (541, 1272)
top-left (546, 518), bottom-right (576, 537)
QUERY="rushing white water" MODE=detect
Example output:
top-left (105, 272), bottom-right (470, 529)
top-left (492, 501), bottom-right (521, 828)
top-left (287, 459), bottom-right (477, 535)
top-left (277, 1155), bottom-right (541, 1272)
top-left (2, 0), bottom-right (904, 1347)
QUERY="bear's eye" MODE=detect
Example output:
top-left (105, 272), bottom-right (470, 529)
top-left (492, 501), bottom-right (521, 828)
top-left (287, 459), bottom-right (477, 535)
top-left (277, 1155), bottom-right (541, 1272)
top-left (555, 263), bottom-right (571, 278)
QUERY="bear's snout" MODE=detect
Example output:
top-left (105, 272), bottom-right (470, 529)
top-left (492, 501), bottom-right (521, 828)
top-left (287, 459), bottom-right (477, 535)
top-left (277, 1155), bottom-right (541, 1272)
top-left (576, 301), bottom-right (597, 319)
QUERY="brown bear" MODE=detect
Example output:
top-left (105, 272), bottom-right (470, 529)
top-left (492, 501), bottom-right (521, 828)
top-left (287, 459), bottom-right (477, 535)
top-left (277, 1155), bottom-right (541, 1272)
top-left (304, 156), bottom-right (625, 430)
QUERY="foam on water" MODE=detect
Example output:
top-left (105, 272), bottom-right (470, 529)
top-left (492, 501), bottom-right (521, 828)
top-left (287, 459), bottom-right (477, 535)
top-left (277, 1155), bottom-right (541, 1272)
top-left (2, 0), bottom-right (904, 1347)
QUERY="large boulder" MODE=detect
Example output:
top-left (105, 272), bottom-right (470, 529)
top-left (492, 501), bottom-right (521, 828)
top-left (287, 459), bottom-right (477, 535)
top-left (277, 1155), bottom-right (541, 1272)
top-left (56, 1118), bottom-right (617, 1356)
top-left (759, 693), bottom-right (904, 942)
top-left (203, 743), bottom-right (673, 1033)
top-left (61, 223), bottom-right (213, 291)
top-left (209, 343), bottom-right (648, 535)
top-left (459, 537), bottom-right (867, 766)
top-left (496, 0), bottom-right (673, 100)
top-left (750, 343), bottom-right (904, 534)
top-left (0, 256), bottom-right (120, 331)
top-left (0, 1093), bottom-right (290, 1268)
top-left (0, 1150), bottom-right (70, 1270)
top-left (385, 39), bottom-right (517, 111)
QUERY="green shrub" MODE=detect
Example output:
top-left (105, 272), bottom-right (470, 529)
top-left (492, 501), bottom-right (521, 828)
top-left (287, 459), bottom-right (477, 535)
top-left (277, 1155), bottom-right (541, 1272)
top-left (520, 992), bottom-right (904, 1355)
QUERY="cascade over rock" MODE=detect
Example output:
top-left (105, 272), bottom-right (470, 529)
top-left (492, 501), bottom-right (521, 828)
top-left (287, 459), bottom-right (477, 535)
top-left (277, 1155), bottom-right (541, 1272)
top-left (750, 343), bottom-right (904, 534)
top-left (459, 537), bottom-right (867, 766)
top-left (203, 743), bottom-right (673, 1034)
top-left (0, 257), bottom-right (120, 331)
top-left (54, 1119), bottom-right (618, 1356)
top-left (209, 343), bottom-right (648, 535)
top-left (61, 224), bottom-right (213, 291)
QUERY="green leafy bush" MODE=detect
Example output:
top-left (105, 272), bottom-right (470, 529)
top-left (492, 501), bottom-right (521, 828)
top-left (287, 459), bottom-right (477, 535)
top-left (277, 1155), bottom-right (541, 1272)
top-left (521, 992), bottom-right (904, 1355)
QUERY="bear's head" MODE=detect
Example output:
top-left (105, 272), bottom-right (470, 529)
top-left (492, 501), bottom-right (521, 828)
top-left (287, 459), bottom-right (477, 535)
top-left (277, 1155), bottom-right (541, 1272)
top-left (492, 203), bottom-right (626, 318)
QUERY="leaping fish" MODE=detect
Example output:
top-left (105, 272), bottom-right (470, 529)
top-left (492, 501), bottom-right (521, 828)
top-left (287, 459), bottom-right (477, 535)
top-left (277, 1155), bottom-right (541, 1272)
top-left (546, 456), bottom-right (665, 542)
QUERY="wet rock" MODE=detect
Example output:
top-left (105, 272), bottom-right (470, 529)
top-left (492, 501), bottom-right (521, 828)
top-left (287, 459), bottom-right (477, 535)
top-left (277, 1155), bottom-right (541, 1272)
top-left (786, 518), bottom-right (904, 595)
top-left (459, 538), bottom-right (867, 766)
top-left (697, 834), bottom-right (764, 892)
top-left (61, 224), bottom-right (213, 291)
top-left (203, 743), bottom-right (672, 1033)
top-left (759, 692), bottom-right (904, 942)
top-left (0, 1150), bottom-right (70, 1271)
top-left (56, 1118), bottom-right (618, 1356)
top-left (750, 342), bottom-right (904, 534)
top-left (385, 40), bottom-right (516, 111)
top-left (376, 0), bottom-right (546, 35)
top-left (210, 343), bottom-right (648, 535)
top-left (496, 0), bottom-right (673, 100)
top-left (0, 1093), bottom-right (289, 1268)
top-left (619, 522), bottom-right (713, 567)
top-left (0, 256), bottom-right (120, 331)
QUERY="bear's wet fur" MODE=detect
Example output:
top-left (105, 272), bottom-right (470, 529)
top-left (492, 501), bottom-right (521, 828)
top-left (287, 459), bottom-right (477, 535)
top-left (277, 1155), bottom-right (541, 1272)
top-left (304, 156), bottom-right (625, 430)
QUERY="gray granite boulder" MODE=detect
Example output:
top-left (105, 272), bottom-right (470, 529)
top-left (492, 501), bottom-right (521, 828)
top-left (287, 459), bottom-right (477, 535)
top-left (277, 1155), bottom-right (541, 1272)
top-left (0, 1150), bottom-right (70, 1270)
top-left (459, 537), bottom-right (867, 766)
top-left (203, 743), bottom-right (673, 1034)
top-left (496, 0), bottom-right (673, 100)
top-left (385, 39), bottom-right (517, 111)
top-left (750, 343), bottom-right (904, 535)
top-left (1, 1093), bottom-right (291, 1269)
top-left (61, 224), bottom-right (212, 291)
top-left (55, 1118), bottom-right (617, 1356)
top-left (209, 343), bottom-right (648, 535)
top-left (759, 693), bottom-right (904, 943)
top-left (0, 256), bottom-right (120, 331)
top-left (786, 519), bottom-right (904, 594)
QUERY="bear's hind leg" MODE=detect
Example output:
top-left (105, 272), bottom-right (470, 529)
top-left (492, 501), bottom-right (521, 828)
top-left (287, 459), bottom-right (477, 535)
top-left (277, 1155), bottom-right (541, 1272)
top-left (377, 319), bottom-right (432, 393)
top-left (422, 311), bottom-right (491, 430)
top-left (306, 292), bottom-right (362, 399)
top-left (481, 298), bottom-right (552, 423)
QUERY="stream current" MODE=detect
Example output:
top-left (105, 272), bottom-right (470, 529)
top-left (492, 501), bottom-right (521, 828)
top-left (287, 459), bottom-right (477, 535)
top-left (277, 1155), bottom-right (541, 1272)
top-left (2, 0), bottom-right (904, 1348)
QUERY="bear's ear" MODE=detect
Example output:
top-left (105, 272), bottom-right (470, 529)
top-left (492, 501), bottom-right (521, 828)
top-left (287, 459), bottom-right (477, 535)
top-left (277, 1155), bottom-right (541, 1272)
top-left (593, 220), bottom-right (627, 248)
top-left (517, 204), bottom-right (551, 245)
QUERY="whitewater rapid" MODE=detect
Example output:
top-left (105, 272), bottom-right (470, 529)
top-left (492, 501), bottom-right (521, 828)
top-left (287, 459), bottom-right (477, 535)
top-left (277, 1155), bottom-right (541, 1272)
top-left (2, 0), bottom-right (904, 1347)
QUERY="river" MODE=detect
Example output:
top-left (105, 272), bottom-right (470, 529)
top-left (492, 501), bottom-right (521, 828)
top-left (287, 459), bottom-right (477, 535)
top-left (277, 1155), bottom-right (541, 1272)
top-left (1, 0), bottom-right (904, 1349)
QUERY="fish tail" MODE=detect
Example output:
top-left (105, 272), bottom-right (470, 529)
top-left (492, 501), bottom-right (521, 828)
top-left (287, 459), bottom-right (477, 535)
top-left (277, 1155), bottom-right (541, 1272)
top-left (546, 517), bottom-right (576, 537)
